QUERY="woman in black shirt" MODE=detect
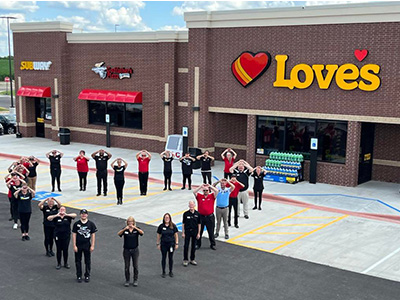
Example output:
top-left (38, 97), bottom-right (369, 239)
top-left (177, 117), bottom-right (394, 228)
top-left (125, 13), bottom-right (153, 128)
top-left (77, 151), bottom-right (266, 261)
top-left (118, 216), bottom-right (144, 287)
top-left (38, 197), bottom-right (60, 256)
top-left (111, 158), bottom-right (128, 205)
top-left (252, 166), bottom-right (267, 210)
top-left (179, 153), bottom-right (196, 190)
top-left (47, 206), bottom-right (76, 270)
top-left (46, 150), bottom-right (64, 192)
top-left (196, 151), bottom-right (215, 185)
top-left (27, 156), bottom-right (39, 191)
top-left (156, 213), bottom-right (179, 278)
top-left (14, 184), bottom-right (35, 241)
top-left (160, 151), bottom-right (174, 191)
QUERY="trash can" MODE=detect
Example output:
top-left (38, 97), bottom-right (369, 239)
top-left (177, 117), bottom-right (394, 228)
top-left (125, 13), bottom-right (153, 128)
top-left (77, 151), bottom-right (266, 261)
top-left (189, 147), bottom-right (202, 169)
top-left (59, 128), bottom-right (70, 145)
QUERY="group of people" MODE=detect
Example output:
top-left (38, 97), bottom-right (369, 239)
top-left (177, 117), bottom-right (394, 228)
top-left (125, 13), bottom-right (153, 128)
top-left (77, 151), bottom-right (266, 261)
top-left (3, 147), bottom-right (268, 286)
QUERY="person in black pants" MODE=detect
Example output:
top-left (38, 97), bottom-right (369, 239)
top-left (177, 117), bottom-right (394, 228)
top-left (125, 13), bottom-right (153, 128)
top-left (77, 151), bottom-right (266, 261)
top-left (91, 149), bottom-right (112, 196)
top-left (27, 156), bottom-right (39, 191)
top-left (72, 209), bottom-right (97, 283)
top-left (46, 150), bottom-right (64, 192)
top-left (252, 166), bottom-right (267, 210)
top-left (179, 153), bottom-right (196, 190)
top-left (14, 184), bottom-right (35, 241)
top-left (156, 213), bottom-right (179, 278)
top-left (196, 151), bottom-right (215, 184)
top-left (160, 150), bottom-right (174, 191)
top-left (111, 158), bottom-right (128, 205)
top-left (73, 150), bottom-right (90, 191)
top-left (227, 175), bottom-right (244, 229)
top-left (6, 173), bottom-right (24, 230)
top-left (48, 206), bottom-right (76, 269)
top-left (136, 150), bottom-right (152, 196)
top-left (38, 197), bottom-right (60, 256)
top-left (118, 216), bottom-right (144, 287)
top-left (182, 201), bottom-right (201, 266)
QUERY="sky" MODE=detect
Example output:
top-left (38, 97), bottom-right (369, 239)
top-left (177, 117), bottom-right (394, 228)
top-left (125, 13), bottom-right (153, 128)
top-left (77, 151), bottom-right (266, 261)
top-left (0, 0), bottom-right (377, 57)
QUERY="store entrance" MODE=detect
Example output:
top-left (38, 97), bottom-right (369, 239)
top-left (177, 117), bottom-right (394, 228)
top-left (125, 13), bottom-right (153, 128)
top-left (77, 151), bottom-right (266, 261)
top-left (34, 98), bottom-right (45, 137)
top-left (358, 123), bottom-right (375, 184)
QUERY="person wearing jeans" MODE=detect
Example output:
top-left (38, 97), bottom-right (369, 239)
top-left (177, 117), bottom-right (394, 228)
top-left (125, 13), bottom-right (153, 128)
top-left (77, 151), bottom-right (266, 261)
top-left (27, 156), bottom-right (39, 191)
top-left (74, 150), bottom-right (90, 191)
top-left (92, 149), bottom-right (112, 196)
top-left (136, 150), bottom-right (151, 196)
top-left (72, 209), bottom-right (97, 283)
top-left (118, 216), bottom-right (143, 287)
top-left (213, 179), bottom-right (235, 240)
top-left (182, 201), bottom-right (201, 266)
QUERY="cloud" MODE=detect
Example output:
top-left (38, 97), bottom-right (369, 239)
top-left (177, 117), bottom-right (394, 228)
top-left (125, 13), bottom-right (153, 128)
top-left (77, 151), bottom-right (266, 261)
top-left (0, 1), bottom-right (39, 13)
top-left (305, 0), bottom-right (372, 5)
top-left (158, 25), bottom-right (188, 31)
top-left (172, 1), bottom-right (295, 15)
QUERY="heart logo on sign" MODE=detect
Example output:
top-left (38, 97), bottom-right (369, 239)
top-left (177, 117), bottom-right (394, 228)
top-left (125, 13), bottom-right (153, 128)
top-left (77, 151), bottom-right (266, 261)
top-left (231, 51), bottom-right (271, 88)
top-left (354, 49), bottom-right (368, 62)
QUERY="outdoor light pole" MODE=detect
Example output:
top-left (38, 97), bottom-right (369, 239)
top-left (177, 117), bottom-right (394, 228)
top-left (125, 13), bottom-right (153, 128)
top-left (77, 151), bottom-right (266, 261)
top-left (0, 16), bottom-right (17, 109)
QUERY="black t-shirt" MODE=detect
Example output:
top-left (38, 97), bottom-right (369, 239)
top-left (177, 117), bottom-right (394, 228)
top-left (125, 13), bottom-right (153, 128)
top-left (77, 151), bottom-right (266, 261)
top-left (157, 223), bottom-right (178, 245)
top-left (54, 216), bottom-right (74, 239)
top-left (200, 157), bottom-right (212, 171)
top-left (94, 155), bottom-right (109, 171)
top-left (119, 227), bottom-right (143, 249)
top-left (17, 191), bottom-right (33, 213)
top-left (162, 157), bottom-right (173, 173)
top-left (182, 210), bottom-right (201, 232)
top-left (181, 158), bottom-right (193, 175)
top-left (72, 220), bottom-right (98, 248)
top-left (49, 155), bottom-right (61, 169)
top-left (41, 204), bottom-right (59, 226)
top-left (252, 170), bottom-right (265, 190)
top-left (234, 168), bottom-right (250, 191)
top-left (113, 165), bottom-right (126, 181)
top-left (28, 162), bottom-right (38, 177)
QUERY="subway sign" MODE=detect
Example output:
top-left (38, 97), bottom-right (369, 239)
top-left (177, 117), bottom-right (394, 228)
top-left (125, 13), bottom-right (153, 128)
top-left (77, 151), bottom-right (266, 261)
top-left (20, 61), bottom-right (52, 71)
top-left (231, 49), bottom-right (380, 91)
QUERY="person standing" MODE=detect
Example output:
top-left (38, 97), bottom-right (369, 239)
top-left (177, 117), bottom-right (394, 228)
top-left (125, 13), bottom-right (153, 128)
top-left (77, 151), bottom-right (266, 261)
top-left (48, 206), bottom-right (76, 270)
top-left (221, 148), bottom-right (237, 179)
top-left (252, 166), bottom-right (267, 210)
top-left (72, 209), bottom-right (97, 283)
top-left (111, 158), bottom-right (128, 205)
top-left (196, 151), bottom-right (215, 184)
top-left (6, 173), bottom-right (25, 229)
top-left (179, 153), bottom-right (196, 190)
top-left (91, 149), bottom-right (112, 196)
top-left (14, 184), bottom-right (35, 241)
top-left (193, 184), bottom-right (219, 250)
top-left (118, 216), bottom-right (144, 287)
top-left (27, 156), bottom-right (39, 191)
top-left (230, 160), bottom-right (254, 220)
top-left (227, 175), bottom-right (244, 228)
top-left (136, 150), bottom-right (151, 196)
top-left (74, 150), bottom-right (90, 191)
top-left (156, 213), bottom-right (178, 278)
top-left (213, 179), bottom-right (235, 239)
top-left (160, 150), bottom-right (174, 191)
top-left (38, 197), bottom-right (61, 257)
top-left (182, 201), bottom-right (201, 267)
top-left (46, 150), bottom-right (63, 192)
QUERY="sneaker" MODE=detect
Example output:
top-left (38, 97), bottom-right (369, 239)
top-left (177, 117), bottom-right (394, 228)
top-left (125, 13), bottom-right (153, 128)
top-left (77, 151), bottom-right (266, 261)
top-left (258, 207), bottom-right (262, 210)
top-left (96, 194), bottom-right (101, 196)
top-left (13, 223), bottom-right (18, 230)
top-left (21, 236), bottom-right (25, 241)
top-left (225, 234), bottom-right (229, 239)
top-left (210, 245), bottom-right (216, 250)
top-left (9, 218), bottom-right (13, 221)
top-left (188, 187), bottom-right (191, 190)
top-left (183, 260), bottom-right (188, 267)
top-left (168, 188), bottom-right (172, 191)
top-left (169, 272), bottom-right (174, 278)
top-left (64, 264), bottom-right (70, 269)
top-left (252, 206), bottom-right (257, 210)
top-left (161, 272), bottom-right (166, 278)
top-left (103, 193), bottom-right (107, 196)
top-left (228, 223), bottom-right (231, 227)
top-left (190, 260), bottom-right (197, 266)
top-left (124, 281), bottom-right (129, 287)
top-left (133, 280), bottom-right (138, 287)
top-left (46, 251), bottom-right (51, 257)
top-left (58, 189), bottom-right (62, 192)
top-left (84, 276), bottom-right (90, 283)
top-left (244, 215), bottom-right (249, 219)
top-left (25, 236), bottom-right (30, 241)
top-left (51, 189), bottom-right (55, 192)
top-left (235, 225), bottom-right (239, 228)
top-left (163, 187), bottom-right (167, 191)
top-left (79, 188), bottom-right (83, 191)
top-left (181, 187), bottom-right (185, 190)
top-left (49, 250), bottom-right (55, 256)
top-left (56, 264), bottom-right (61, 270)
top-left (83, 188), bottom-right (86, 191)
top-left (77, 277), bottom-right (82, 283)
top-left (214, 233), bottom-right (219, 238)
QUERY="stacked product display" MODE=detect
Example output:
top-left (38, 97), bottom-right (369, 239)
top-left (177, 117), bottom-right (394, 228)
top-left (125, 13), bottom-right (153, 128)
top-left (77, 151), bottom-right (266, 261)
top-left (263, 152), bottom-right (304, 184)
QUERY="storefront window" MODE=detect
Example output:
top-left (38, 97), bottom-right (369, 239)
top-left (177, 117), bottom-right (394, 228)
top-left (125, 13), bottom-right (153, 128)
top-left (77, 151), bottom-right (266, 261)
top-left (89, 101), bottom-right (106, 125)
top-left (125, 104), bottom-right (143, 129)
top-left (45, 98), bottom-right (52, 120)
top-left (108, 103), bottom-right (124, 127)
top-left (256, 116), bottom-right (347, 163)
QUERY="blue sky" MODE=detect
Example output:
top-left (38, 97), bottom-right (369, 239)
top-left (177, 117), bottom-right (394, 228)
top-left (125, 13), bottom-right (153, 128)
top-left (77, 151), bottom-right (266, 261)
top-left (0, 1), bottom-right (373, 56)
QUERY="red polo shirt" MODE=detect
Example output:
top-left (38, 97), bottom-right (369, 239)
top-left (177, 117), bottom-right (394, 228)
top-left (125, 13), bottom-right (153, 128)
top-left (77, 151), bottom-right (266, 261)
top-left (229, 181), bottom-right (242, 198)
top-left (223, 157), bottom-right (235, 173)
top-left (196, 193), bottom-right (216, 216)
top-left (138, 157), bottom-right (150, 173)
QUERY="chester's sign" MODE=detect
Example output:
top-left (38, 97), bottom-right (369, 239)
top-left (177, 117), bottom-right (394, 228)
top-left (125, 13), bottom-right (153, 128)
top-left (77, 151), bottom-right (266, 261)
top-left (20, 61), bottom-right (52, 71)
top-left (231, 50), bottom-right (381, 92)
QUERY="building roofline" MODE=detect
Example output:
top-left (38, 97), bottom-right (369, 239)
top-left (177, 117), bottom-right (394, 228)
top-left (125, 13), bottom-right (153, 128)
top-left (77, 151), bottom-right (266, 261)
top-left (66, 31), bottom-right (188, 43)
top-left (10, 21), bottom-right (73, 33)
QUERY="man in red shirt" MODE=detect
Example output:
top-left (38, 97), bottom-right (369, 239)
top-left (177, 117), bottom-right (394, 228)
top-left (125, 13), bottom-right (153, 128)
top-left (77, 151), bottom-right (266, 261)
top-left (193, 184), bottom-right (219, 250)
top-left (136, 150), bottom-right (152, 196)
top-left (228, 175), bottom-right (244, 228)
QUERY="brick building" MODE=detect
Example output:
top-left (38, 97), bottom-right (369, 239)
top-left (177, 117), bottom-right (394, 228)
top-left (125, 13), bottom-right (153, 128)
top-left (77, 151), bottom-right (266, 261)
top-left (10, 2), bottom-right (400, 186)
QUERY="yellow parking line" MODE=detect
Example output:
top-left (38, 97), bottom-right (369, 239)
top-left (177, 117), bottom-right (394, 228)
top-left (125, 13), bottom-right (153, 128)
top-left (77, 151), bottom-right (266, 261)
top-left (291, 216), bottom-right (339, 219)
top-left (146, 209), bottom-right (188, 224)
top-left (250, 232), bottom-right (307, 235)
top-left (235, 240), bottom-right (287, 244)
top-left (271, 223), bottom-right (328, 227)
top-left (268, 215), bottom-right (349, 253)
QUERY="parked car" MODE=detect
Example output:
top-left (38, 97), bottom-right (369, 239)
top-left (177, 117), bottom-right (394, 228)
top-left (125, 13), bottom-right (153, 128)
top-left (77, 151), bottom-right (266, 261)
top-left (0, 114), bottom-right (16, 134)
top-left (0, 123), bottom-right (4, 135)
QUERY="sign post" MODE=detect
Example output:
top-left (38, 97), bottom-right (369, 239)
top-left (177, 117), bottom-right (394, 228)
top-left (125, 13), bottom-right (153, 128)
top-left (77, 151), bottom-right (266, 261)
top-left (309, 138), bottom-right (318, 184)
top-left (105, 114), bottom-right (110, 148)
top-left (5, 77), bottom-right (9, 95)
top-left (182, 126), bottom-right (188, 155)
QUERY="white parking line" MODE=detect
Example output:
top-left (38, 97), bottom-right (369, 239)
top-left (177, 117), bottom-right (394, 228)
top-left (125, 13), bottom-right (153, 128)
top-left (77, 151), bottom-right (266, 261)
top-left (362, 246), bottom-right (400, 274)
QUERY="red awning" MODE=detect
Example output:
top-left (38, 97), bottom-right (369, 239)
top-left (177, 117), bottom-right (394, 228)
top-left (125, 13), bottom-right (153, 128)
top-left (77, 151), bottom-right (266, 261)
top-left (78, 89), bottom-right (142, 104)
top-left (17, 86), bottom-right (51, 98)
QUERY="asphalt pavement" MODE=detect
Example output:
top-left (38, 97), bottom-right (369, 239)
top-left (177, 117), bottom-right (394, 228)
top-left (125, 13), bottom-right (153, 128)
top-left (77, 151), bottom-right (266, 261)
top-left (0, 94), bottom-right (14, 110)
top-left (1, 193), bottom-right (399, 300)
